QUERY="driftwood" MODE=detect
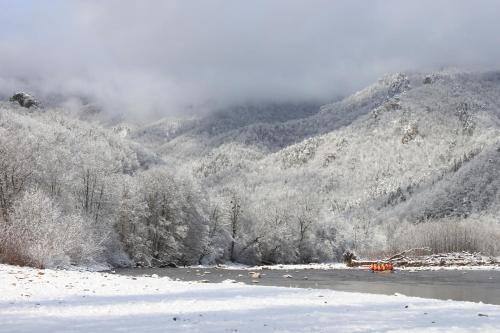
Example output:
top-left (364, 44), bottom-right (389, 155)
top-left (348, 250), bottom-right (500, 268)
top-left (387, 247), bottom-right (432, 261)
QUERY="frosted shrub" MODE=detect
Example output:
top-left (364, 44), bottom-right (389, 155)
top-left (389, 217), bottom-right (500, 255)
top-left (117, 169), bottom-right (208, 266)
top-left (0, 189), bottom-right (103, 268)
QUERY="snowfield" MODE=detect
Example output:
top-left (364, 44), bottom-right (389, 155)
top-left (197, 262), bottom-right (500, 271)
top-left (192, 262), bottom-right (349, 271)
top-left (1, 264), bottom-right (499, 333)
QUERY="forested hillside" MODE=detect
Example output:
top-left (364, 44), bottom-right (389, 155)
top-left (1, 69), bottom-right (499, 268)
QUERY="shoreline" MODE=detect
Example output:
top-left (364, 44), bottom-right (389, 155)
top-left (1, 263), bottom-right (499, 332)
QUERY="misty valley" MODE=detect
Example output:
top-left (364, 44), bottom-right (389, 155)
top-left (2, 2), bottom-right (500, 330)
top-left (1, 71), bottom-right (499, 271)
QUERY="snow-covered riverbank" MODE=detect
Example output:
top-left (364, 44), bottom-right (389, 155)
top-left (1, 264), bottom-right (499, 333)
top-left (203, 262), bottom-right (500, 271)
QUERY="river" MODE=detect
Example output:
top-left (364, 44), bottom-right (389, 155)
top-left (116, 267), bottom-right (500, 305)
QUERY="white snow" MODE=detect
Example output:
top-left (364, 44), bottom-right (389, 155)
top-left (195, 262), bottom-right (500, 272)
top-left (402, 265), bottom-right (500, 272)
top-left (192, 262), bottom-right (349, 271)
top-left (1, 264), bottom-right (499, 333)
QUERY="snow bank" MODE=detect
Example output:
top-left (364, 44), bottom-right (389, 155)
top-left (0, 264), bottom-right (499, 333)
top-left (194, 262), bottom-right (499, 272)
top-left (189, 262), bottom-right (349, 271)
top-left (252, 262), bottom-right (349, 270)
top-left (402, 265), bottom-right (500, 272)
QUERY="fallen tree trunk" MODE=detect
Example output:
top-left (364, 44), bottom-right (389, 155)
top-left (387, 247), bottom-right (432, 261)
top-left (348, 251), bottom-right (500, 268)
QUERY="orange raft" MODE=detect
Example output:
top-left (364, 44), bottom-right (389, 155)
top-left (369, 263), bottom-right (394, 271)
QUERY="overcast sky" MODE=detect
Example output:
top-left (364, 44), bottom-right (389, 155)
top-left (1, 0), bottom-right (500, 117)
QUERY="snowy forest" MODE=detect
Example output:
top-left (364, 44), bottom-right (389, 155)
top-left (1, 69), bottom-right (500, 269)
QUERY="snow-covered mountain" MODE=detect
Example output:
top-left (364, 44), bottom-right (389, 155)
top-left (1, 69), bottom-right (499, 268)
top-left (146, 69), bottom-right (500, 261)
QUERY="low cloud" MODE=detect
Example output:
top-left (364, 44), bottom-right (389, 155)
top-left (1, 0), bottom-right (500, 117)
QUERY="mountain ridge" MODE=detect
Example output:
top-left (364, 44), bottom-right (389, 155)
top-left (1, 69), bottom-right (499, 267)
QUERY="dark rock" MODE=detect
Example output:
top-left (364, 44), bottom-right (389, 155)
top-left (158, 262), bottom-right (178, 268)
top-left (343, 251), bottom-right (357, 266)
top-left (385, 101), bottom-right (402, 110)
top-left (388, 73), bottom-right (410, 96)
top-left (401, 123), bottom-right (419, 144)
top-left (9, 92), bottom-right (39, 108)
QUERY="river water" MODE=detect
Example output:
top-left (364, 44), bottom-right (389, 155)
top-left (115, 267), bottom-right (500, 305)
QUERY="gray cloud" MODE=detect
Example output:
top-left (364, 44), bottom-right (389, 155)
top-left (1, 0), bottom-right (500, 117)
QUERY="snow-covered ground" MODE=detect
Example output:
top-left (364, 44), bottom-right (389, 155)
top-left (195, 262), bottom-right (500, 271)
top-left (1, 264), bottom-right (499, 333)
top-left (401, 265), bottom-right (500, 272)
top-left (192, 262), bottom-right (349, 271)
